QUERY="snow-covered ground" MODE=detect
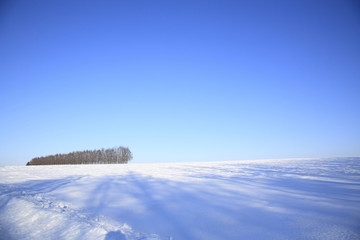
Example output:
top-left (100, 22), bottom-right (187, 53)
top-left (0, 158), bottom-right (359, 240)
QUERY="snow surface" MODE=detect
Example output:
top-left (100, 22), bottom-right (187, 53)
top-left (1, 158), bottom-right (359, 240)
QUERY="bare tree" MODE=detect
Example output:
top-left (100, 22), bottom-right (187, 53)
top-left (26, 147), bottom-right (133, 165)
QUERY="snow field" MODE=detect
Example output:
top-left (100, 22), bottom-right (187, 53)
top-left (0, 158), bottom-right (359, 239)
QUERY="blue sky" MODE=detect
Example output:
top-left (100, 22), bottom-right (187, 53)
top-left (1, 0), bottom-right (359, 166)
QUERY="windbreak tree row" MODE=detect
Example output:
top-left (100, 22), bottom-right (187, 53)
top-left (26, 147), bottom-right (133, 165)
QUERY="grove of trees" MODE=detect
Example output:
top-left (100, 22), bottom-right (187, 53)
top-left (26, 147), bottom-right (133, 165)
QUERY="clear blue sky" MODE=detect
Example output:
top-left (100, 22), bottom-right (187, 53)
top-left (1, 0), bottom-right (359, 166)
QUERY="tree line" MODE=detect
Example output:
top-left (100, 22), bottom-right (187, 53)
top-left (26, 147), bottom-right (133, 165)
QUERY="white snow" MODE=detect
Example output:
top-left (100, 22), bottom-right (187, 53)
top-left (1, 158), bottom-right (359, 240)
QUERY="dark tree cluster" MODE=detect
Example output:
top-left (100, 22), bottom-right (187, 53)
top-left (26, 147), bottom-right (133, 166)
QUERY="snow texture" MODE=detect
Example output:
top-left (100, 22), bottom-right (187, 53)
top-left (1, 158), bottom-right (359, 240)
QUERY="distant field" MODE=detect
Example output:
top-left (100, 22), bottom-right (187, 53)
top-left (1, 158), bottom-right (359, 240)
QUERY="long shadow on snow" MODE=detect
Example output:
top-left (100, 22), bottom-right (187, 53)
top-left (81, 173), bottom-right (300, 239)
top-left (0, 176), bottom-right (83, 209)
top-left (81, 169), bottom-right (360, 240)
top-left (0, 176), bottom-right (83, 196)
top-left (2, 165), bottom-right (359, 240)
top-left (104, 231), bottom-right (126, 240)
top-left (84, 173), bottom-right (196, 239)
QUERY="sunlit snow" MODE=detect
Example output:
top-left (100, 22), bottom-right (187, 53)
top-left (1, 158), bottom-right (359, 239)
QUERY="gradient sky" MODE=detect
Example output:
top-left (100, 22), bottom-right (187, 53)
top-left (1, 0), bottom-right (359, 166)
